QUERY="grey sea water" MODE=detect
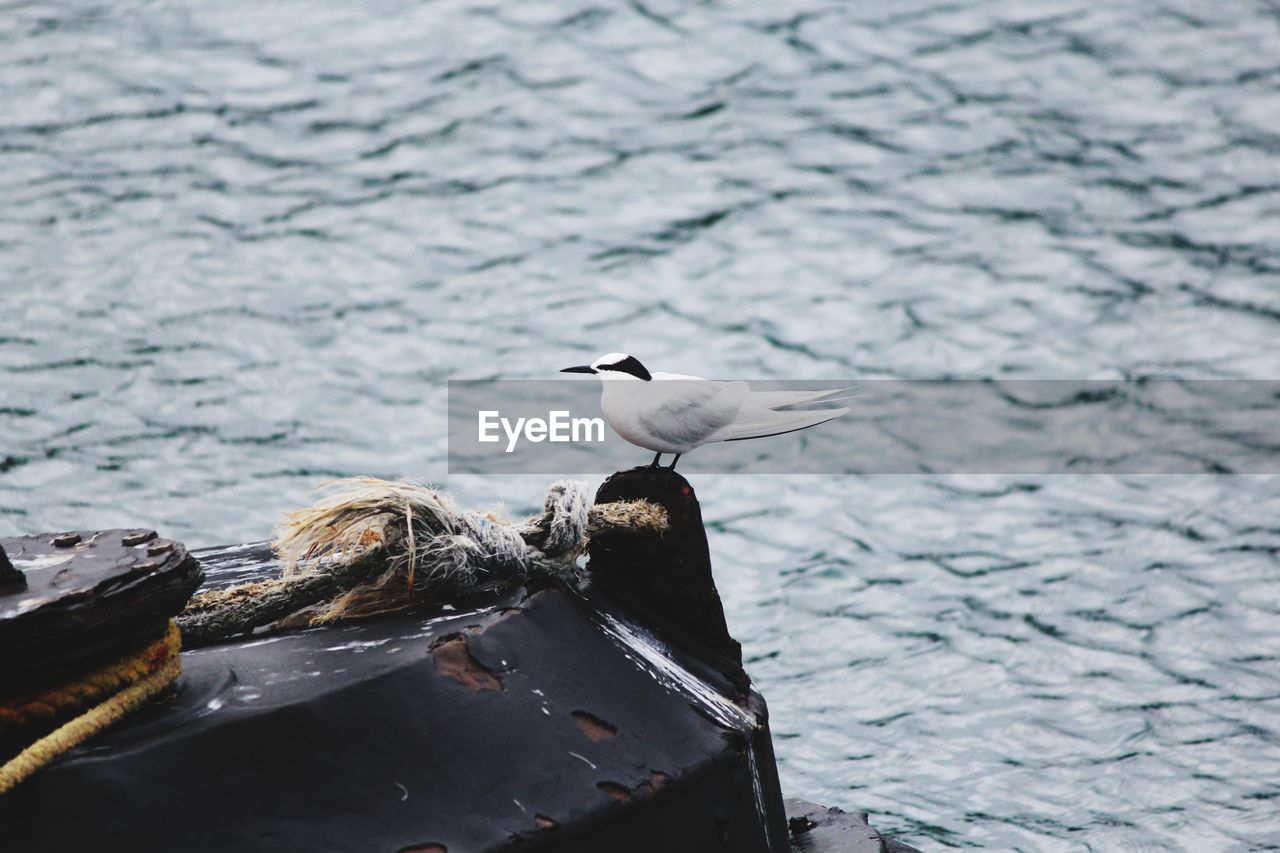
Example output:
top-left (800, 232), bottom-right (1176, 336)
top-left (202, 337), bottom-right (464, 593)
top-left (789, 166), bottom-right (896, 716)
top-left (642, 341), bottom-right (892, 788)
top-left (1, 0), bottom-right (1278, 849)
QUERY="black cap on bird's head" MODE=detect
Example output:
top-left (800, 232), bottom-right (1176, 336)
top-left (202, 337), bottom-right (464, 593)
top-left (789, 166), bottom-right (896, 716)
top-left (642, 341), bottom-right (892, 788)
top-left (560, 352), bottom-right (651, 381)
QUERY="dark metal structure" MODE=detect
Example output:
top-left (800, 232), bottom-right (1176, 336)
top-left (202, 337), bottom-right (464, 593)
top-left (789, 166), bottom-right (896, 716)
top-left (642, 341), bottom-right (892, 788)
top-left (0, 471), bottom-right (912, 852)
top-left (0, 529), bottom-right (201, 695)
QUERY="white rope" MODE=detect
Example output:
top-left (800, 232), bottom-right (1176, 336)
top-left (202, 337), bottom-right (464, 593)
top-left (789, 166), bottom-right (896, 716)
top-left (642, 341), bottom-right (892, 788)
top-left (531, 480), bottom-right (592, 558)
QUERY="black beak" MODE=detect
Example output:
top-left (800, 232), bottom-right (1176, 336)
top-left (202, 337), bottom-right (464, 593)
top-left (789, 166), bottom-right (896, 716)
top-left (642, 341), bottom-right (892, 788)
top-left (560, 365), bottom-right (596, 374)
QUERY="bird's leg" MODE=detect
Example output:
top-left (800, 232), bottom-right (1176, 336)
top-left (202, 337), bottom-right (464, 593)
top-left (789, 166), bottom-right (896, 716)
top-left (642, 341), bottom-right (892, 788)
top-left (649, 452), bottom-right (662, 468)
top-left (667, 454), bottom-right (681, 469)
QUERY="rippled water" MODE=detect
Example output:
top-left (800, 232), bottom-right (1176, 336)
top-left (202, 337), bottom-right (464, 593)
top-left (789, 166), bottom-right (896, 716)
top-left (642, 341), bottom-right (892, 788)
top-left (2, 0), bottom-right (1279, 849)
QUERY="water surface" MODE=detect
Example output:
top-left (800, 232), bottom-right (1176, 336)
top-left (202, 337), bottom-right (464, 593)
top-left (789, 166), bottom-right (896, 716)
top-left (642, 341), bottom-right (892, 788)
top-left (2, 1), bottom-right (1279, 849)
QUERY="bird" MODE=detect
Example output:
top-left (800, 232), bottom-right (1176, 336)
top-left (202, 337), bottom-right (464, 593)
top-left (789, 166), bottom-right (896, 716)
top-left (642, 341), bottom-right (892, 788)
top-left (560, 353), bottom-right (850, 470)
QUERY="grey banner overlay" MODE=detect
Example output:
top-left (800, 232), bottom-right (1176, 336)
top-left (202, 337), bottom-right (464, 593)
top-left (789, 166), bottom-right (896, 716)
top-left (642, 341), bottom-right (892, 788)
top-left (448, 380), bottom-right (1280, 475)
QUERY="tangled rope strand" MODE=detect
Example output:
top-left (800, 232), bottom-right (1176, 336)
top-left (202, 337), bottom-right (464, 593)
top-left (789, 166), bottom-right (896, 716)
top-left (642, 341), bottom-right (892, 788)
top-left (178, 478), bottom-right (667, 646)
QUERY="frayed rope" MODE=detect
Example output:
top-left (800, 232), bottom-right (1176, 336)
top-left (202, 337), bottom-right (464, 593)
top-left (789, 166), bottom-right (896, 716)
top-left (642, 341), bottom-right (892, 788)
top-left (178, 478), bottom-right (667, 646)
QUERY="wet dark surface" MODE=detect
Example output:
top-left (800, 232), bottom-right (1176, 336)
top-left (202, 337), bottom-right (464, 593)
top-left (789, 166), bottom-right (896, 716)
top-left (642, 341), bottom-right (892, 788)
top-left (1, 581), bottom-right (789, 853)
top-left (0, 528), bottom-right (201, 692)
top-left (785, 797), bottom-right (903, 853)
top-left (2, 1), bottom-right (1279, 848)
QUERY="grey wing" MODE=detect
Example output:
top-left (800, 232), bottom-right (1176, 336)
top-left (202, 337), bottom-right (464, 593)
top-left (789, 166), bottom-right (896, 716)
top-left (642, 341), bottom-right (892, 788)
top-left (703, 406), bottom-right (849, 442)
top-left (637, 380), bottom-right (748, 447)
top-left (747, 386), bottom-right (857, 409)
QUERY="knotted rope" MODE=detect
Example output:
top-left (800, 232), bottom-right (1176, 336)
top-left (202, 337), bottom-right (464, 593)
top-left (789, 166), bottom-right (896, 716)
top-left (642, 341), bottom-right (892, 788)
top-left (0, 621), bottom-right (182, 795)
top-left (178, 478), bottom-right (667, 645)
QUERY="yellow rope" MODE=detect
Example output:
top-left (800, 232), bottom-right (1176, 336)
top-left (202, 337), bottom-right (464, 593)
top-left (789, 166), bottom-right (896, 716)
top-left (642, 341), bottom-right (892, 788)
top-left (0, 621), bottom-right (182, 795)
